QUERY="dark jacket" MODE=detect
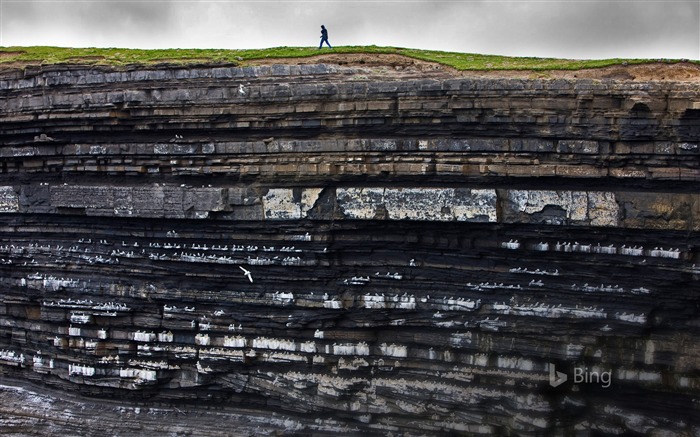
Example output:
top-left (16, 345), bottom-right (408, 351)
top-left (321, 28), bottom-right (328, 39)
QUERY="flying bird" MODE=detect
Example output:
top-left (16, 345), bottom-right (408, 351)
top-left (239, 266), bottom-right (253, 283)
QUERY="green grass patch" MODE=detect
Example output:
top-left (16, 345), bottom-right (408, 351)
top-left (0, 45), bottom-right (691, 71)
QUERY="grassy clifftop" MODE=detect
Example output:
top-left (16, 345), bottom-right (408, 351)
top-left (0, 45), bottom-right (686, 71)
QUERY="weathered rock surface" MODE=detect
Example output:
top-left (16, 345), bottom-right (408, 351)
top-left (0, 61), bottom-right (699, 435)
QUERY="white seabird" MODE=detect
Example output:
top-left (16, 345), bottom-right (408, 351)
top-left (239, 266), bottom-right (253, 283)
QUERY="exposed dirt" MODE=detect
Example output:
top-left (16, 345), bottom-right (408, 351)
top-left (1, 51), bottom-right (699, 81)
top-left (149, 58), bottom-right (214, 64)
top-left (66, 56), bottom-right (105, 61)
top-left (248, 53), bottom-right (448, 72)
top-left (0, 51), bottom-right (24, 58)
top-left (0, 61), bottom-right (40, 70)
top-left (527, 62), bottom-right (700, 82)
top-left (248, 53), bottom-right (700, 82)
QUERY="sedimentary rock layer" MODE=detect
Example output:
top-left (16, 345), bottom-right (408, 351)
top-left (0, 62), bottom-right (698, 435)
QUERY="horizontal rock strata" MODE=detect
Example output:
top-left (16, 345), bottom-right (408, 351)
top-left (0, 62), bottom-right (699, 435)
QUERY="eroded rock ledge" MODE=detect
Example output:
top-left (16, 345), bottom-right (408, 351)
top-left (0, 62), bottom-right (699, 436)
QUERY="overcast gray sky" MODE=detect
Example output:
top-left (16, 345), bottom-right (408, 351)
top-left (1, 0), bottom-right (699, 60)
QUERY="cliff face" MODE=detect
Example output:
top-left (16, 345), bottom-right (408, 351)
top-left (0, 61), bottom-right (699, 435)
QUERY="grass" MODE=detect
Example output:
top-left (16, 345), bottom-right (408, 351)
top-left (0, 45), bottom-right (692, 71)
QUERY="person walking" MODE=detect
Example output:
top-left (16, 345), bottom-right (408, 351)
top-left (319, 25), bottom-right (332, 49)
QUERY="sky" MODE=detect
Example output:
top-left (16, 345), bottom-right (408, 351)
top-left (1, 0), bottom-right (699, 60)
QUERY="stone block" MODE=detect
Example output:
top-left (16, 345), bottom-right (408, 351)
top-left (5, 146), bottom-right (39, 158)
top-left (503, 189), bottom-right (616, 226)
top-left (668, 99), bottom-right (693, 111)
top-left (22, 159), bottom-right (45, 169)
top-left (50, 185), bottom-right (113, 209)
top-left (649, 167), bottom-right (680, 180)
top-left (263, 188), bottom-right (300, 220)
top-left (460, 164), bottom-right (482, 176)
top-left (368, 101), bottom-right (393, 111)
top-left (112, 187), bottom-right (133, 215)
top-left (678, 143), bottom-right (699, 154)
top-left (202, 143), bottom-right (216, 154)
top-left (587, 192), bottom-right (619, 226)
top-left (399, 100), bottom-right (423, 111)
top-left (617, 192), bottom-right (694, 230)
top-left (231, 205), bottom-right (264, 220)
top-left (272, 164), bottom-right (298, 175)
top-left (632, 142), bottom-right (657, 154)
top-left (336, 187), bottom-right (497, 222)
top-left (557, 140), bottom-right (599, 154)
top-left (448, 99), bottom-right (474, 109)
top-left (132, 187), bottom-right (165, 213)
top-left (654, 142), bottom-right (675, 154)
top-left (610, 168), bottom-right (646, 178)
top-left (679, 168), bottom-right (700, 181)
top-left (506, 164), bottom-right (556, 177)
top-left (556, 165), bottom-right (607, 178)
top-left (298, 164), bottom-right (318, 175)
top-left (185, 188), bottom-right (226, 212)
top-left (467, 138), bottom-right (509, 152)
top-left (317, 163), bottom-right (334, 175)
top-left (336, 102), bottom-right (355, 111)
top-left (295, 103), bottom-right (318, 113)
top-left (483, 165), bottom-right (508, 176)
top-left (510, 139), bottom-right (555, 153)
top-left (421, 101), bottom-right (447, 110)
top-left (301, 188), bottom-right (323, 216)
top-left (435, 164), bottom-right (462, 174)
top-left (227, 188), bottom-right (248, 205)
top-left (18, 184), bottom-right (52, 213)
top-left (369, 139), bottom-right (398, 151)
top-left (0, 187), bottom-right (19, 213)
top-left (301, 119), bottom-right (322, 128)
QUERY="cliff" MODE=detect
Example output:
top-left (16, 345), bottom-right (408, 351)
top-left (0, 58), bottom-right (699, 435)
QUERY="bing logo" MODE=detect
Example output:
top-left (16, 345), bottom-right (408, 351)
top-left (549, 363), bottom-right (611, 388)
top-left (549, 363), bottom-right (568, 387)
